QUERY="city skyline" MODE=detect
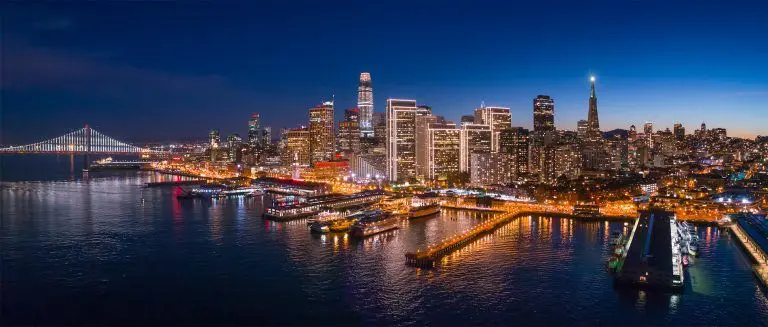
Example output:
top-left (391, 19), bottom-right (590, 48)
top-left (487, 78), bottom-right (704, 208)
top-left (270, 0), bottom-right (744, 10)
top-left (3, 2), bottom-right (768, 144)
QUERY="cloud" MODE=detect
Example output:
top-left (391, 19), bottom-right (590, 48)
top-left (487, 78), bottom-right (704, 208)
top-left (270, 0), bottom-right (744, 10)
top-left (31, 18), bottom-right (74, 31)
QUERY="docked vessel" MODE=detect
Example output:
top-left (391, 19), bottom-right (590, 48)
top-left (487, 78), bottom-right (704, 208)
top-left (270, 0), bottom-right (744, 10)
top-left (350, 210), bottom-right (402, 238)
top-left (177, 184), bottom-right (262, 199)
top-left (409, 202), bottom-right (441, 219)
top-left (309, 221), bottom-right (331, 234)
top-left (572, 202), bottom-right (601, 218)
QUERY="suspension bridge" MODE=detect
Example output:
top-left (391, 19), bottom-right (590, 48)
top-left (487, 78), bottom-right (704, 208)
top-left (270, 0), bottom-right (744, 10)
top-left (0, 125), bottom-right (161, 155)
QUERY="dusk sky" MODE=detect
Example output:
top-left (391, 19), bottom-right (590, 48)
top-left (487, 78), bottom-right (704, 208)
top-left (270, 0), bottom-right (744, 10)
top-left (2, 1), bottom-right (767, 144)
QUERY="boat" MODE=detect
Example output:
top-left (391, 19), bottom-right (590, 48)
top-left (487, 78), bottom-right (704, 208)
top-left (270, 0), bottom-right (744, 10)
top-left (309, 221), bottom-right (330, 234)
top-left (572, 202), bottom-right (601, 218)
top-left (409, 202), bottom-right (441, 219)
top-left (350, 210), bottom-right (402, 238)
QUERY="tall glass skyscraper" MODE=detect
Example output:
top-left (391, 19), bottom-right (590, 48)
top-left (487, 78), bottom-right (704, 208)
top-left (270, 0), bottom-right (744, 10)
top-left (533, 95), bottom-right (555, 134)
top-left (248, 113), bottom-right (260, 148)
top-left (358, 72), bottom-right (374, 137)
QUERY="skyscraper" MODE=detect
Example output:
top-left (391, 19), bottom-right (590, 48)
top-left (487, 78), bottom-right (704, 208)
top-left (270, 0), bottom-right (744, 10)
top-left (339, 109), bottom-right (361, 155)
top-left (209, 129), bottom-right (220, 149)
top-left (459, 123), bottom-right (492, 172)
top-left (533, 95), bottom-right (555, 134)
top-left (577, 120), bottom-right (588, 139)
top-left (309, 101), bottom-right (335, 165)
top-left (644, 122), bottom-right (654, 149)
top-left (421, 121), bottom-right (460, 180)
top-left (227, 133), bottom-right (243, 163)
top-left (386, 99), bottom-right (418, 181)
top-left (358, 72), bottom-right (374, 137)
top-left (499, 127), bottom-right (530, 179)
top-left (673, 123), bottom-right (685, 141)
top-left (585, 76), bottom-right (601, 141)
top-left (282, 127), bottom-right (310, 166)
top-left (473, 105), bottom-right (511, 152)
top-left (248, 113), bottom-right (261, 148)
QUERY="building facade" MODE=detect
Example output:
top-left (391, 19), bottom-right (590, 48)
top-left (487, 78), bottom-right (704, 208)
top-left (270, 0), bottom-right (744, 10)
top-left (459, 123), bottom-right (492, 172)
top-left (533, 95), bottom-right (555, 134)
top-left (386, 99), bottom-right (418, 181)
top-left (357, 72), bottom-right (374, 137)
top-left (473, 105), bottom-right (511, 152)
top-left (309, 101), bottom-right (335, 165)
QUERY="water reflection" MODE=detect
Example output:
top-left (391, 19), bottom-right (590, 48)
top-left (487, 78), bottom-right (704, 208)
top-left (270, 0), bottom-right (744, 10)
top-left (2, 172), bottom-right (768, 325)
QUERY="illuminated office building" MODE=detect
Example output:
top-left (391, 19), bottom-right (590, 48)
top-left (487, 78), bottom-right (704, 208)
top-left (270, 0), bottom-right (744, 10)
top-left (417, 121), bottom-right (460, 179)
top-left (248, 113), bottom-right (261, 148)
top-left (309, 101), bottom-right (335, 165)
top-left (386, 99), bottom-right (418, 181)
top-left (283, 127), bottom-right (311, 166)
top-left (459, 123), bottom-right (492, 172)
top-left (470, 153), bottom-right (512, 186)
top-left (473, 105), bottom-right (511, 152)
top-left (533, 95), bottom-right (555, 134)
top-left (358, 72), bottom-right (374, 137)
top-left (500, 127), bottom-right (530, 179)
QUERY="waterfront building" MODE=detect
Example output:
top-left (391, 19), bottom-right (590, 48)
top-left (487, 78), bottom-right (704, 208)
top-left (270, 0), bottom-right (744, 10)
top-left (415, 114), bottom-right (440, 177)
top-left (283, 127), bottom-right (311, 166)
top-left (248, 113), bottom-right (261, 148)
top-left (499, 127), bottom-right (530, 179)
top-left (358, 72), bottom-right (374, 137)
top-left (386, 99), bottom-right (419, 181)
top-left (459, 123), bottom-right (492, 172)
top-left (309, 101), bottom-right (335, 165)
top-left (473, 105), bottom-right (511, 152)
top-left (422, 121), bottom-right (460, 180)
top-left (470, 153), bottom-right (512, 186)
top-left (533, 95), bottom-right (555, 134)
top-left (350, 153), bottom-right (386, 180)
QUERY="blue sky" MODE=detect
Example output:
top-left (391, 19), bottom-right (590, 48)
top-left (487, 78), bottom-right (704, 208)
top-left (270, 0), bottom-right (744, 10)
top-left (2, 1), bottom-right (767, 144)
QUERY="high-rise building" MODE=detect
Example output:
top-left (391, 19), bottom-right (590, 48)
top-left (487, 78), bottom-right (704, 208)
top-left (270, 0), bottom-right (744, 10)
top-left (357, 72), bottom-right (374, 137)
top-left (500, 127), bottom-right (530, 179)
top-left (227, 133), bottom-right (243, 163)
top-left (577, 120), bottom-right (588, 139)
top-left (533, 95), bottom-right (555, 134)
top-left (470, 153), bottom-right (512, 187)
top-left (386, 99), bottom-right (418, 181)
top-left (554, 143), bottom-right (582, 180)
top-left (262, 126), bottom-right (272, 149)
top-left (460, 115), bottom-right (475, 124)
top-left (473, 105), bottom-right (511, 152)
top-left (585, 76), bottom-right (601, 142)
top-left (415, 115), bottom-right (440, 177)
top-left (459, 123), bottom-right (492, 172)
top-left (283, 127), bottom-right (311, 166)
top-left (209, 129), bottom-right (220, 149)
top-left (606, 136), bottom-right (628, 170)
top-left (539, 145), bottom-right (557, 185)
top-left (339, 110), bottom-right (361, 155)
top-left (309, 101), bottom-right (335, 165)
top-left (421, 121), bottom-right (460, 180)
top-left (248, 113), bottom-right (261, 148)
top-left (644, 122), bottom-right (654, 149)
top-left (673, 123), bottom-right (685, 141)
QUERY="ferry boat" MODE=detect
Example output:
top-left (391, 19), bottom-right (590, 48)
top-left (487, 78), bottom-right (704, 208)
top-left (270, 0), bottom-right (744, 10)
top-left (572, 202), bottom-right (601, 218)
top-left (350, 210), bottom-right (402, 238)
top-left (309, 221), bottom-right (331, 234)
top-left (178, 184), bottom-right (262, 199)
top-left (409, 202), bottom-right (441, 219)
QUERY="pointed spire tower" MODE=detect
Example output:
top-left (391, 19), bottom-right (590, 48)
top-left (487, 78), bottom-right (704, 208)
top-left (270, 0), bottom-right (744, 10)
top-left (586, 75), bottom-right (601, 141)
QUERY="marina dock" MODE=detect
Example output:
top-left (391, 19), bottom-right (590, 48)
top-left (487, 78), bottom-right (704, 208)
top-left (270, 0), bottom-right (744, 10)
top-left (729, 215), bottom-right (768, 288)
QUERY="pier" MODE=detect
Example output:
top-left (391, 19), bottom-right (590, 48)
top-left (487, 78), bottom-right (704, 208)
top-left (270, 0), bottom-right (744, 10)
top-left (405, 202), bottom-right (635, 268)
top-left (729, 215), bottom-right (768, 288)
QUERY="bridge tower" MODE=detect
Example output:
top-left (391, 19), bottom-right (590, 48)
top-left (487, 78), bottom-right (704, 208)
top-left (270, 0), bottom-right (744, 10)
top-left (84, 124), bottom-right (91, 170)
